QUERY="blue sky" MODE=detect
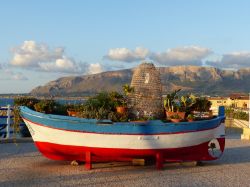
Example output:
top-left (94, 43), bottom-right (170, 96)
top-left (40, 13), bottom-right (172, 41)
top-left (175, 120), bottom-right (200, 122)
top-left (1, 0), bottom-right (250, 93)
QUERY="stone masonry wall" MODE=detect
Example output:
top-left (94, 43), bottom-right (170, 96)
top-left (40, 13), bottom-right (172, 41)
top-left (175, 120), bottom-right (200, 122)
top-left (129, 62), bottom-right (164, 119)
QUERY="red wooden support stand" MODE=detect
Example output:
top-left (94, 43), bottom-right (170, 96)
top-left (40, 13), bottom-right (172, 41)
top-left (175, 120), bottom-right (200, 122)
top-left (156, 152), bottom-right (163, 170)
top-left (85, 151), bottom-right (92, 170)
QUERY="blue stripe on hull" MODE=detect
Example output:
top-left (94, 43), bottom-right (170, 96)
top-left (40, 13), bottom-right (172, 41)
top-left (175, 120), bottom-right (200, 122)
top-left (20, 106), bottom-right (225, 135)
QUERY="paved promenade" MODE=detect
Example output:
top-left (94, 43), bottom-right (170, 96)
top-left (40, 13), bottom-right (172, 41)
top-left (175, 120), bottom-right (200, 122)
top-left (1, 130), bottom-right (250, 187)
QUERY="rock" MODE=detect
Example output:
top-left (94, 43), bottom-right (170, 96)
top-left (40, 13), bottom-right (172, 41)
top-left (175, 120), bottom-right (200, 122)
top-left (70, 160), bottom-right (79, 166)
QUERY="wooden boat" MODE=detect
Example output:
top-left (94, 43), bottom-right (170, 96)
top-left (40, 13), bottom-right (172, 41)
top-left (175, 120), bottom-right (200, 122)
top-left (19, 106), bottom-right (226, 170)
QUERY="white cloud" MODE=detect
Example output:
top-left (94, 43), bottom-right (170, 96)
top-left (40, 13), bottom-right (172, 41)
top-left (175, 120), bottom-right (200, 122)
top-left (11, 40), bottom-right (63, 67)
top-left (10, 40), bottom-right (88, 74)
top-left (207, 52), bottom-right (250, 69)
top-left (150, 46), bottom-right (212, 66)
top-left (1, 69), bottom-right (28, 80)
top-left (104, 47), bottom-right (149, 62)
top-left (38, 57), bottom-right (86, 73)
top-left (88, 63), bottom-right (103, 74)
top-left (104, 46), bottom-right (212, 66)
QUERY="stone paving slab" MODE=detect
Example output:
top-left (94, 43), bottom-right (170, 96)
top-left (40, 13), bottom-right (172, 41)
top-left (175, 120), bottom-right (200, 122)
top-left (0, 137), bottom-right (33, 144)
top-left (1, 133), bottom-right (250, 186)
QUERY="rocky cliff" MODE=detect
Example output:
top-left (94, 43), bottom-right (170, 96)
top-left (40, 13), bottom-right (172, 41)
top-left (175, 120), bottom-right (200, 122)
top-left (30, 66), bottom-right (250, 96)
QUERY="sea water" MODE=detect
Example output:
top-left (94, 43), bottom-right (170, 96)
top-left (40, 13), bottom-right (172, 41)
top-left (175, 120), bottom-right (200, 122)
top-left (0, 98), bottom-right (14, 106)
top-left (0, 98), bottom-right (85, 107)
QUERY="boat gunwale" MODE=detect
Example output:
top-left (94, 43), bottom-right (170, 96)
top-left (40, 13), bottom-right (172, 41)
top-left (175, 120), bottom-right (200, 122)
top-left (22, 116), bottom-right (224, 135)
top-left (20, 106), bottom-right (225, 135)
top-left (20, 106), bottom-right (224, 126)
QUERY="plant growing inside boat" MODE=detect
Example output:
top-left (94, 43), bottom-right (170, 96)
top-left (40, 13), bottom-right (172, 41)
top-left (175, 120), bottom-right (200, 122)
top-left (169, 113), bottom-right (182, 123)
top-left (163, 89), bottom-right (181, 112)
top-left (187, 114), bottom-right (195, 122)
top-left (163, 89), bottom-right (187, 120)
top-left (34, 99), bottom-right (67, 115)
top-left (13, 97), bottom-right (40, 137)
top-left (192, 97), bottom-right (212, 112)
top-left (109, 91), bottom-right (126, 114)
top-left (170, 114), bottom-right (181, 119)
top-left (77, 91), bottom-right (129, 121)
top-left (179, 94), bottom-right (196, 114)
top-left (66, 104), bottom-right (82, 116)
top-left (192, 97), bottom-right (212, 119)
top-left (110, 91), bottom-right (124, 106)
top-left (80, 92), bottom-right (113, 119)
top-left (122, 84), bottom-right (134, 96)
top-left (111, 85), bottom-right (134, 114)
top-left (14, 97), bottom-right (40, 110)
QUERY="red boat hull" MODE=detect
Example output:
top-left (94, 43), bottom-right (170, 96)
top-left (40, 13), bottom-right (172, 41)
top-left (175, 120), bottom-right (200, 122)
top-left (35, 137), bottom-right (225, 162)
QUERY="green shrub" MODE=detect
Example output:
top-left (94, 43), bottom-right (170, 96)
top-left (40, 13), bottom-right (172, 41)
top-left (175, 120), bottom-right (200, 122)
top-left (34, 99), bottom-right (56, 113)
top-left (13, 97), bottom-right (40, 133)
top-left (14, 97), bottom-right (40, 110)
top-left (33, 99), bottom-right (67, 115)
top-left (13, 97), bottom-right (68, 129)
top-left (75, 92), bottom-right (129, 121)
top-left (225, 107), bottom-right (249, 121)
top-left (53, 104), bottom-right (68, 115)
top-left (234, 111), bottom-right (249, 121)
top-left (225, 107), bottom-right (234, 117)
top-left (192, 97), bottom-right (212, 112)
top-left (170, 114), bottom-right (181, 119)
top-left (109, 91), bottom-right (125, 107)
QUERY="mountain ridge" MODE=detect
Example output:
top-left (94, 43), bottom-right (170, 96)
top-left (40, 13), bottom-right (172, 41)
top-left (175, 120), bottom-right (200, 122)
top-left (30, 66), bottom-right (250, 96)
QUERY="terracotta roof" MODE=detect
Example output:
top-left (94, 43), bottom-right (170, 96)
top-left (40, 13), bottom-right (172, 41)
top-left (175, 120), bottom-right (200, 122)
top-left (237, 96), bottom-right (249, 100)
top-left (229, 93), bottom-right (248, 99)
top-left (208, 97), bottom-right (229, 100)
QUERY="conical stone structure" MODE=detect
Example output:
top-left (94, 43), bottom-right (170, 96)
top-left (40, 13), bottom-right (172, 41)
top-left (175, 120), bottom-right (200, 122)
top-left (129, 62), bottom-right (164, 119)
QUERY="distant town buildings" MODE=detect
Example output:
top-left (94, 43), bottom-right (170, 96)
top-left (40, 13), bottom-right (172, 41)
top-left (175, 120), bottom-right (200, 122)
top-left (209, 94), bottom-right (249, 111)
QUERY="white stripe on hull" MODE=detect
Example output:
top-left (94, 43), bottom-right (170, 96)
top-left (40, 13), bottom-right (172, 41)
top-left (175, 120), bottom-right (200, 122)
top-left (24, 119), bottom-right (225, 149)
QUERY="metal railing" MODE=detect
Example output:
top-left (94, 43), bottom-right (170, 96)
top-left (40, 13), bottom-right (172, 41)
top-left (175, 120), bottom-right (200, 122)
top-left (0, 105), bottom-right (13, 138)
top-left (232, 119), bottom-right (249, 128)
